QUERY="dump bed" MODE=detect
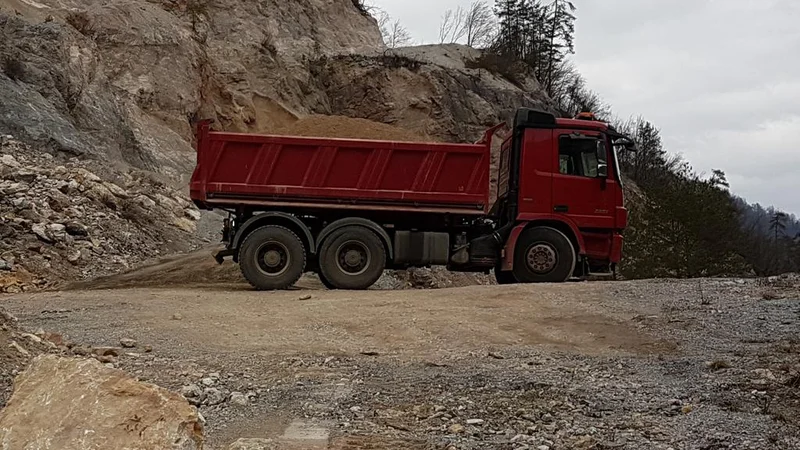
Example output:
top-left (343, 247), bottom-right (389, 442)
top-left (190, 121), bottom-right (503, 215)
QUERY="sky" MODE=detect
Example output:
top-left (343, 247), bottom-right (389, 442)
top-left (372, 0), bottom-right (800, 214)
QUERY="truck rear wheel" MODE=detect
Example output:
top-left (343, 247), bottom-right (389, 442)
top-left (239, 225), bottom-right (306, 290)
top-left (513, 227), bottom-right (576, 283)
top-left (318, 226), bottom-right (386, 290)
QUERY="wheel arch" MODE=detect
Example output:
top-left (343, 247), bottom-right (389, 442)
top-left (232, 212), bottom-right (315, 261)
top-left (317, 217), bottom-right (394, 260)
top-left (500, 218), bottom-right (583, 271)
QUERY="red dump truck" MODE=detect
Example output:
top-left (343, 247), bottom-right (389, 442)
top-left (190, 108), bottom-right (633, 290)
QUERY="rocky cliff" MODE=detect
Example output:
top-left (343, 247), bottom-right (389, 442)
top-left (0, 0), bottom-right (553, 290)
top-left (0, 0), bottom-right (383, 178)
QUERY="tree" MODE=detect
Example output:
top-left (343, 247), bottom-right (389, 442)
top-left (439, 7), bottom-right (466, 44)
top-left (770, 212), bottom-right (787, 243)
top-left (542, 0), bottom-right (576, 92)
top-left (440, 2), bottom-right (496, 47)
top-left (490, 0), bottom-right (576, 100)
top-left (709, 169), bottom-right (730, 189)
top-left (463, 1), bottom-right (496, 47)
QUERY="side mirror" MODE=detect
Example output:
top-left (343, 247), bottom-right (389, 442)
top-left (597, 163), bottom-right (608, 178)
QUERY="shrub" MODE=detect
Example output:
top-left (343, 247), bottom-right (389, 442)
top-left (1, 55), bottom-right (24, 81)
top-left (351, 0), bottom-right (370, 16)
top-left (65, 11), bottom-right (93, 36)
top-left (465, 52), bottom-right (529, 88)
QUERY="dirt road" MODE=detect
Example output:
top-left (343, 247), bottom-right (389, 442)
top-left (2, 275), bottom-right (799, 449)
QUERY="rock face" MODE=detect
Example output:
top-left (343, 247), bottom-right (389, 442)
top-left (0, 0), bottom-right (383, 177)
top-left (0, 355), bottom-right (204, 449)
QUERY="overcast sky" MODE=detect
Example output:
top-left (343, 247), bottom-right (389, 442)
top-left (373, 0), bottom-right (800, 214)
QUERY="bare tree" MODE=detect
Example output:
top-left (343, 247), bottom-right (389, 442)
top-left (386, 19), bottom-right (413, 48)
top-left (438, 1), bottom-right (495, 47)
top-left (439, 7), bottom-right (467, 44)
top-left (463, 1), bottom-right (496, 47)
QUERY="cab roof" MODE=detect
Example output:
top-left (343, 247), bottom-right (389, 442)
top-left (514, 108), bottom-right (610, 132)
top-left (556, 117), bottom-right (609, 132)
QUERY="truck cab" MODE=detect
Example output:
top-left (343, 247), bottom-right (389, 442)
top-left (490, 109), bottom-right (628, 283)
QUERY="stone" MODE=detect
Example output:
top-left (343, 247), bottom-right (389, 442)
top-left (11, 169), bottom-right (37, 183)
top-left (0, 356), bottom-right (203, 449)
top-left (9, 340), bottom-right (30, 357)
top-left (65, 222), bottom-right (89, 237)
top-left (135, 195), bottom-right (157, 209)
top-left (75, 168), bottom-right (101, 184)
top-left (203, 388), bottom-right (226, 405)
top-left (0, 181), bottom-right (27, 195)
top-left (65, 250), bottom-right (81, 264)
top-left (0, 154), bottom-right (20, 169)
top-left (448, 423), bottom-right (465, 433)
top-left (60, 180), bottom-right (80, 194)
top-left (71, 346), bottom-right (92, 356)
top-left (181, 384), bottom-right (203, 399)
top-left (753, 368), bottom-right (777, 380)
top-left (10, 197), bottom-right (30, 209)
top-left (43, 332), bottom-right (65, 347)
top-left (172, 313), bottom-right (184, 320)
top-left (49, 223), bottom-right (67, 235)
top-left (103, 181), bottom-right (130, 199)
top-left (92, 347), bottom-right (121, 357)
top-left (95, 354), bottom-right (117, 364)
top-left (185, 208), bottom-right (202, 221)
top-left (227, 438), bottom-right (278, 450)
top-left (0, 258), bottom-right (10, 271)
top-left (466, 418), bottom-right (485, 425)
top-left (31, 223), bottom-right (53, 243)
top-left (201, 377), bottom-right (217, 387)
top-left (230, 391), bottom-right (249, 406)
top-left (21, 333), bottom-right (42, 344)
top-left (120, 338), bottom-right (137, 348)
top-left (172, 217), bottom-right (196, 233)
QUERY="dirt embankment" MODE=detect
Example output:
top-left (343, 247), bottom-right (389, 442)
top-left (275, 115), bottom-right (434, 142)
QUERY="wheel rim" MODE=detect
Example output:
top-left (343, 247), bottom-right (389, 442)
top-left (256, 240), bottom-right (291, 276)
top-left (526, 242), bottom-right (558, 274)
top-left (336, 240), bottom-right (371, 276)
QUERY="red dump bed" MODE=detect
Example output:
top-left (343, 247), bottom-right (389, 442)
top-left (190, 121), bottom-right (504, 215)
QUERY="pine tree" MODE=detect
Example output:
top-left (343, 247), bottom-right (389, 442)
top-left (542, 0), bottom-right (576, 92)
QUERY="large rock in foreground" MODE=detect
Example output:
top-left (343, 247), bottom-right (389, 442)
top-left (0, 355), bottom-right (204, 449)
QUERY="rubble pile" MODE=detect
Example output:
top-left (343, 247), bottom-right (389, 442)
top-left (0, 136), bottom-right (204, 293)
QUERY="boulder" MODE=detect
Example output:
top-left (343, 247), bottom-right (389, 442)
top-left (0, 355), bottom-right (204, 449)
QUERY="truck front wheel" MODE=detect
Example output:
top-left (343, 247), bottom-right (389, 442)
top-left (239, 225), bottom-right (306, 290)
top-left (318, 226), bottom-right (386, 290)
top-left (513, 227), bottom-right (576, 283)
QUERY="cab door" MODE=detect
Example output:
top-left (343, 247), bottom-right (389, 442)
top-left (551, 131), bottom-right (616, 230)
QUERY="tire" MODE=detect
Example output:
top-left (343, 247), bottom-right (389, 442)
top-left (494, 267), bottom-right (517, 285)
top-left (317, 272), bottom-right (337, 290)
top-left (318, 226), bottom-right (386, 290)
top-left (239, 225), bottom-right (306, 290)
top-left (512, 227), bottom-right (576, 283)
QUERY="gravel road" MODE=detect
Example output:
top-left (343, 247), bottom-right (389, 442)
top-left (1, 275), bottom-right (799, 449)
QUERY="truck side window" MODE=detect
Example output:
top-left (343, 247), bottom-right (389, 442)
top-left (558, 136), bottom-right (605, 178)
